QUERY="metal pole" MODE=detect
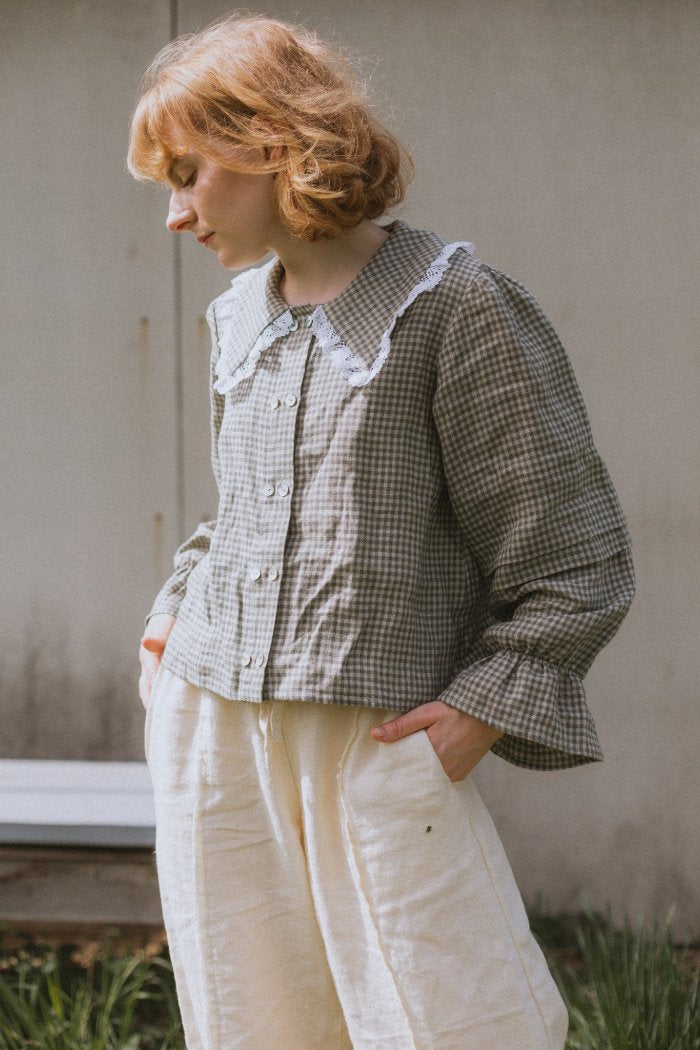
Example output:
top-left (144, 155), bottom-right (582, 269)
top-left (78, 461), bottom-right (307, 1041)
top-left (170, 0), bottom-right (185, 540)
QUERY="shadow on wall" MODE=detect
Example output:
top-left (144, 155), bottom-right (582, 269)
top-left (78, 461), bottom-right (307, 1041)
top-left (1, 619), bottom-right (142, 761)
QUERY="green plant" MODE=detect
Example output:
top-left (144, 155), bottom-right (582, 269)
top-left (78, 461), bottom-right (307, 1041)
top-left (542, 909), bottom-right (700, 1050)
top-left (1, 911), bottom-right (698, 1048)
top-left (0, 934), bottom-right (185, 1050)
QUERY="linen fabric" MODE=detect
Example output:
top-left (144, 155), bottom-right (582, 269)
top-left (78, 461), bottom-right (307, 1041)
top-left (147, 219), bottom-right (635, 769)
top-left (145, 664), bottom-right (569, 1050)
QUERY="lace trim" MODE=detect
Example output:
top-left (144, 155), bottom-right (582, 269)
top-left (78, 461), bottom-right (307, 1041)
top-left (212, 240), bottom-right (474, 392)
top-left (213, 309), bottom-right (296, 394)
top-left (311, 240), bottom-right (475, 387)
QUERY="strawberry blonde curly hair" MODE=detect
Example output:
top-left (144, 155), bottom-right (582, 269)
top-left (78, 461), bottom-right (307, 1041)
top-left (127, 13), bottom-right (413, 241)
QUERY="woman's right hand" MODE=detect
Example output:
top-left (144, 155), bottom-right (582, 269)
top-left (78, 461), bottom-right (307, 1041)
top-left (139, 613), bottom-right (177, 709)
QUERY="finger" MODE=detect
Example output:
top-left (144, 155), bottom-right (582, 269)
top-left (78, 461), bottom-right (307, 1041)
top-left (141, 636), bottom-right (166, 655)
top-left (371, 702), bottom-right (442, 742)
top-left (139, 648), bottom-right (160, 678)
top-left (138, 652), bottom-right (161, 708)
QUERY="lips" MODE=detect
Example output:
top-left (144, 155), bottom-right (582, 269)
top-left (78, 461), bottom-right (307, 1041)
top-left (197, 233), bottom-right (213, 245)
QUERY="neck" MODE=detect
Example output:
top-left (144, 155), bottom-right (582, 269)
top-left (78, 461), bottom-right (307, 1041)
top-left (274, 220), bottom-right (390, 307)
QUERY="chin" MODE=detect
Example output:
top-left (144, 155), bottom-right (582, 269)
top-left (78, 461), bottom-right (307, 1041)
top-left (218, 244), bottom-right (268, 271)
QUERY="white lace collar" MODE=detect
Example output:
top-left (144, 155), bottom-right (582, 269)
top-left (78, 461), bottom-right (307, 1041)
top-left (208, 221), bottom-right (475, 394)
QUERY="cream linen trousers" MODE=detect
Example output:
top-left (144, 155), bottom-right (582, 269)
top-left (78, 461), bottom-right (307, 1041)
top-left (145, 665), bottom-right (568, 1050)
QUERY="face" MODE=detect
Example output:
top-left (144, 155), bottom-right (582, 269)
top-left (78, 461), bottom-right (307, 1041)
top-left (165, 136), bottom-right (283, 269)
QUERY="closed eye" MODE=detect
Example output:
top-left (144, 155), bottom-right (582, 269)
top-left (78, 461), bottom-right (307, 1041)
top-left (165, 164), bottom-right (196, 190)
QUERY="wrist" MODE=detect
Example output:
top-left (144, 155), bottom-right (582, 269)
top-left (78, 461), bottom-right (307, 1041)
top-left (141, 613), bottom-right (176, 650)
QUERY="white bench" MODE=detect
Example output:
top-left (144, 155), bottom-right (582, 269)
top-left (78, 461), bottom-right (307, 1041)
top-left (0, 760), bottom-right (156, 848)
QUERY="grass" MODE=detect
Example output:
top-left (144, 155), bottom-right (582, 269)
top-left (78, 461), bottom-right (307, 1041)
top-left (531, 908), bottom-right (700, 1049)
top-left (0, 926), bottom-right (184, 1049)
top-left (0, 911), bottom-right (698, 1048)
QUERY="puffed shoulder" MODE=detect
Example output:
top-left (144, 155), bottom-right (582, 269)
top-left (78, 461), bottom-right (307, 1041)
top-left (432, 261), bottom-right (632, 585)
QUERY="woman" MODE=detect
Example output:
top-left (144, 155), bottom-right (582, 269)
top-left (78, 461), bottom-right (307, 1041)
top-left (129, 14), bottom-right (634, 1049)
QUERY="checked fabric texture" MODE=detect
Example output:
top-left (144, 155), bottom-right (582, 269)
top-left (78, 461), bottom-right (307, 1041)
top-left (147, 219), bottom-right (635, 770)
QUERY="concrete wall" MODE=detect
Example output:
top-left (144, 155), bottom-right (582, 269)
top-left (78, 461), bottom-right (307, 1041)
top-left (2, 0), bottom-right (698, 930)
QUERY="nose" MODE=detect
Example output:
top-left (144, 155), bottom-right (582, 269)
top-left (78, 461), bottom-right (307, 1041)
top-left (166, 192), bottom-right (195, 232)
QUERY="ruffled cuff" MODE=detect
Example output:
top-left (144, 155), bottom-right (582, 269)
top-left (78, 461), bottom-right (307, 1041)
top-left (436, 649), bottom-right (603, 770)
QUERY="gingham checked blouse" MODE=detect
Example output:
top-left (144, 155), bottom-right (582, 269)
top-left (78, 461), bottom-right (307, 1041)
top-left (148, 219), bottom-right (635, 770)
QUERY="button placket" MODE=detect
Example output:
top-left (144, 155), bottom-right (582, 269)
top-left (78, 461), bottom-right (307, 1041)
top-left (248, 563), bottom-right (280, 586)
top-left (238, 326), bottom-right (313, 696)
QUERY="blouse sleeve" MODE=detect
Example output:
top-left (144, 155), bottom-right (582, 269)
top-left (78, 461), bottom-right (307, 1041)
top-left (144, 301), bottom-right (225, 626)
top-left (432, 269), bottom-right (635, 769)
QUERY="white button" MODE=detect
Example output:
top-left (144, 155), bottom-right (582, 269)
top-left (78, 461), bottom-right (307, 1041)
top-left (304, 316), bottom-right (313, 328)
top-left (289, 319), bottom-right (299, 331)
top-left (249, 565), bottom-right (262, 581)
top-left (269, 396), bottom-right (281, 410)
top-left (277, 483), bottom-right (290, 497)
top-left (266, 567), bottom-right (279, 582)
top-left (255, 653), bottom-right (265, 667)
top-left (284, 393), bottom-right (297, 407)
top-left (263, 484), bottom-right (275, 497)
top-left (240, 653), bottom-right (252, 667)
top-left (249, 347), bottom-right (261, 361)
